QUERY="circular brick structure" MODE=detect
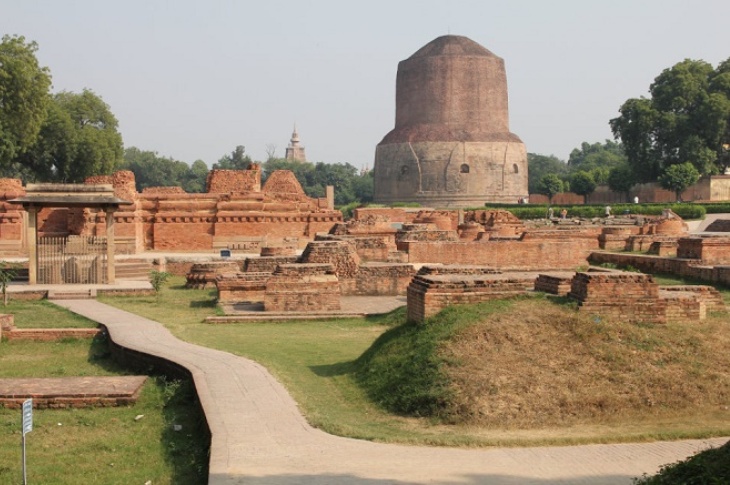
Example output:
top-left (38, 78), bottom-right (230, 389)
top-left (374, 35), bottom-right (528, 207)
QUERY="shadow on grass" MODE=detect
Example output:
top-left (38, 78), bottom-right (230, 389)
top-left (159, 378), bottom-right (210, 485)
top-left (86, 332), bottom-right (131, 374)
top-left (309, 359), bottom-right (358, 378)
top-left (189, 299), bottom-right (217, 308)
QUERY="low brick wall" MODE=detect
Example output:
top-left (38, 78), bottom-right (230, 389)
top-left (340, 263), bottom-right (416, 296)
top-left (185, 261), bottom-right (240, 289)
top-left (588, 252), bottom-right (730, 286)
top-left (407, 273), bottom-right (536, 323)
top-left (677, 236), bottom-right (730, 264)
top-left (216, 272), bottom-right (270, 303)
top-left (406, 233), bottom-right (597, 270)
top-left (244, 256), bottom-right (298, 273)
top-left (264, 264), bottom-right (341, 312)
top-left (4, 327), bottom-right (100, 341)
top-left (534, 272), bottom-right (575, 296)
top-left (569, 272), bottom-right (665, 324)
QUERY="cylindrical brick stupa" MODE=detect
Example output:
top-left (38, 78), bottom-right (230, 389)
top-left (373, 35), bottom-right (528, 207)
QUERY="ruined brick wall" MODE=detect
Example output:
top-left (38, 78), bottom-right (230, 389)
top-left (264, 264), bottom-right (340, 312)
top-left (406, 232), bottom-right (598, 270)
top-left (407, 273), bottom-right (535, 323)
top-left (143, 186), bottom-right (186, 194)
top-left (299, 240), bottom-right (360, 277)
top-left (243, 256), bottom-right (298, 273)
top-left (206, 168), bottom-right (261, 193)
top-left (353, 207), bottom-right (415, 223)
top-left (340, 263), bottom-right (416, 296)
top-left (677, 236), bottom-right (730, 264)
top-left (0, 179), bottom-right (25, 250)
top-left (569, 272), bottom-right (665, 324)
top-left (216, 272), bottom-right (270, 303)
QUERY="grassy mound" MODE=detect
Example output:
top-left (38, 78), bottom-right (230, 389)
top-left (634, 439), bottom-right (730, 484)
top-left (356, 295), bottom-right (730, 428)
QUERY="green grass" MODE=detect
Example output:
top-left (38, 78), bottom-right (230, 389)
top-left (633, 439), bottom-right (730, 484)
top-left (1, 299), bottom-right (98, 329)
top-left (0, 333), bottom-right (208, 483)
top-left (99, 278), bottom-right (730, 447)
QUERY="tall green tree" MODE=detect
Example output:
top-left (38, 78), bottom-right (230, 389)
top-left (121, 147), bottom-right (207, 192)
top-left (567, 140), bottom-right (626, 174)
top-left (527, 153), bottom-right (567, 194)
top-left (213, 145), bottom-right (252, 170)
top-left (22, 89), bottom-right (123, 182)
top-left (0, 35), bottom-right (52, 175)
top-left (611, 58), bottom-right (730, 182)
top-left (607, 163), bottom-right (636, 202)
top-left (537, 173), bottom-right (564, 204)
top-left (658, 162), bottom-right (700, 202)
top-left (570, 170), bottom-right (597, 203)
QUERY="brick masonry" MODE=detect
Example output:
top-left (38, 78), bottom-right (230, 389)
top-left (407, 272), bottom-right (537, 323)
top-left (264, 264), bottom-right (341, 312)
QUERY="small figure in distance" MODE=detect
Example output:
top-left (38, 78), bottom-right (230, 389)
top-left (604, 205), bottom-right (612, 218)
top-left (633, 195), bottom-right (639, 204)
top-left (560, 208), bottom-right (568, 219)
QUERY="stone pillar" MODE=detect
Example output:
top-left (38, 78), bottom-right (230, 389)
top-left (326, 185), bottom-right (335, 210)
top-left (105, 207), bottom-right (115, 284)
top-left (27, 206), bottom-right (38, 285)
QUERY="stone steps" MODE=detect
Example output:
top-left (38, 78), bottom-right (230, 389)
top-left (115, 259), bottom-right (153, 280)
top-left (47, 289), bottom-right (97, 300)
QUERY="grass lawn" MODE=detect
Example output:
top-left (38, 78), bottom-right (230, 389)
top-left (1, 299), bottom-right (99, 329)
top-left (99, 277), bottom-right (730, 447)
top-left (0, 335), bottom-right (208, 484)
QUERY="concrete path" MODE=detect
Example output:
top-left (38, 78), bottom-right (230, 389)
top-left (52, 299), bottom-right (727, 485)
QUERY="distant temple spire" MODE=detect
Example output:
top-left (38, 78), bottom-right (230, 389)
top-left (285, 124), bottom-right (307, 162)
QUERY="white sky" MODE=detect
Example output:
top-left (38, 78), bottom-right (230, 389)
top-left (3, 0), bottom-right (729, 169)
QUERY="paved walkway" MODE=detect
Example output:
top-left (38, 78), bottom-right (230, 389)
top-left (51, 299), bottom-right (727, 484)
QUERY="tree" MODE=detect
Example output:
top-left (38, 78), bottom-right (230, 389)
top-left (149, 270), bottom-right (171, 302)
top-left (527, 153), bottom-right (567, 194)
top-left (607, 163), bottom-right (636, 202)
top-left (122, 147), bottom-right (206, 192)
top-left (658, 162), bottom-right (700, 202)
top-left (537, 174), bottom-right (564, 204)
top-left (611, 58), bottom-right (730, 182)
top-left (0, 35), bottom-right (52, 175)
top-left (21, 89), bottom-right (123, 182)
top-left (570, 171), bottom-right (597, 203)
top-left (213, 145), bottom-right (252, 170)
top-left (0, 262), bottom-right (17, 306)
top-left (567, 140), bottom-right (626, 175)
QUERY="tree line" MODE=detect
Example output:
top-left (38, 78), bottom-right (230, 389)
top-left (2, 34), bottom-right (727, 207)
top-left (531, 57), bottom-right (730, 204)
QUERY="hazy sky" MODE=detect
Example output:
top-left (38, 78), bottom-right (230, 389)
top-left (3, 1), bottom-right (729, 169)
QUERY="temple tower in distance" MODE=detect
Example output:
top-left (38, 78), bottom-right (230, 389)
top-left (373, 35), bottom-right (528, 207)
top-left (285, 125), bottom-right (307, 162)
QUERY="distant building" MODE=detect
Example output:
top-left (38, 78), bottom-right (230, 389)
top-left (285, 125), bottom-right (307, 162)
top-left (373, 35), bottom-right (528, 207)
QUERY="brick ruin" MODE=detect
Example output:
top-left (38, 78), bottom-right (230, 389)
top-left (406, 268), bottom-right (726, 324)
top-left (0, 167), bottom-right (342, 254)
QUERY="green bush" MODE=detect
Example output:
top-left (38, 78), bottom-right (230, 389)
top-left (633, 440), bottom-right (730, 484)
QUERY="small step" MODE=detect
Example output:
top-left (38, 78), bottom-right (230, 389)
top-left (47, 289), bottom-right (97, 300)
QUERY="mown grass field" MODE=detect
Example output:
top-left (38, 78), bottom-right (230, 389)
top-left (0, 304), bottom-right (208, 484)
top-left (99, 276), bottom-right (730, 447)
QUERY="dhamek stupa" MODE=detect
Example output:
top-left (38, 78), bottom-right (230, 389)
top-left (373, 35), bottom-right (528, 207)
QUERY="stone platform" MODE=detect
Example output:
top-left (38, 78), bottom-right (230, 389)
top-left (0, 376), bottom-right (147, 408)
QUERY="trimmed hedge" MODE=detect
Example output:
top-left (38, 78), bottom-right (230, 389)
top-left (483, 203), bottom-right (707, 220)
